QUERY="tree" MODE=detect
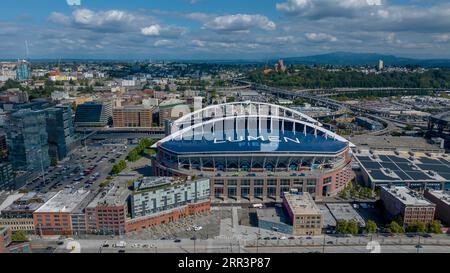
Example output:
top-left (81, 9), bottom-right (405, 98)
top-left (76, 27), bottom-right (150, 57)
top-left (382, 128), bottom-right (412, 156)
top-left (11, 230), bottom-right (29, 242)
top-left (365, 220), bottom-right (377, 234)
top-left (335, 220), bottom-right (348, 234)
top-left (385, 221), bottom-right (404, 234)
top-left (428, 220), bottom-right (442, 234)
top-left (347, 220), bottom-right (359, 235)
top-left (112, 160), bottom-right (127, 175)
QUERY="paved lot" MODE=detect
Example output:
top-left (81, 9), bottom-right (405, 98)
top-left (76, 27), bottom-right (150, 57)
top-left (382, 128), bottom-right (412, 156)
top-left (25, 142), bottom-right (131, 193)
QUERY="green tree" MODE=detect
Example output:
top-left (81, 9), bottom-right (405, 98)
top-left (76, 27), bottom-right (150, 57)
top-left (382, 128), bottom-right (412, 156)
top-left (428, 220), bottom-right (442, 234)
top-left (335, 220), bottom-right (348, 234)
top-left (11, 230), bottom-right (29, 242)
top-left (347, 220), bottom-right (359, 235)
top-left (385, 221), bottom-right (404, 234)
top-left (112, 160), bottom-right (127, 175)
top-left (365, 220), bottom-right (377, 234)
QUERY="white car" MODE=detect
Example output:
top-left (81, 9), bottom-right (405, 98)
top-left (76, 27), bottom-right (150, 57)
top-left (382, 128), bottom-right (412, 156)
top-left (280, 236), bottom-right (287, 240)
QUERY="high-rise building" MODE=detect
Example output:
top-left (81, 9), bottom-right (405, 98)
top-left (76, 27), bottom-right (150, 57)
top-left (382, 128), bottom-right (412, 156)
top-left (112, 105), bottom-right (155, 128)
top-left (6, 109), bottom-right (50, 173)
top-left (45, 105), bottom-right (75, 161)
top-left (15, 60), bottom-right (30, 81)
top-left (0, 163), bottom-right (14, 191)
top-left (74, 101), bottom-right (112, 127)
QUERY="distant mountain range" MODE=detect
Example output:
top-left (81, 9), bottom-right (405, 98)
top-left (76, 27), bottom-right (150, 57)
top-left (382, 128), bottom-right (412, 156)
top-left (280, 52), bottom-right (450, 67)
top-left (3, 52), bottom-right (450, 67)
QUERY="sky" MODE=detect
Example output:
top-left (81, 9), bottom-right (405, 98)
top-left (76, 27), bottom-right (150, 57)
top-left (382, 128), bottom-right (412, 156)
top-left (1, 0), bottom-right (450, 60)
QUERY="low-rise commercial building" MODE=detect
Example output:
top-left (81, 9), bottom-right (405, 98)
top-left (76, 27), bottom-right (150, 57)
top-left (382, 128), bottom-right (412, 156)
top-left (424, 189), bottom-right (450, 225)
top-left (380, 186), bottom-right (435, 226)
top-left (86, 178), bottom-right (130, 235)
top-left (33, 189), bottom-right (90, 236)
top-left (282, 190), bottom-right (323, 236)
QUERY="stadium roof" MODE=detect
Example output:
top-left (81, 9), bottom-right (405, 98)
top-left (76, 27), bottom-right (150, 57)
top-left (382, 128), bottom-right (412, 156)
top-left (160, 130), bottom-right (348, 155)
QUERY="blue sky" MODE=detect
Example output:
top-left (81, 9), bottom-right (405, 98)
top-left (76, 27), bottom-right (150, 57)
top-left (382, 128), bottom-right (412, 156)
top-left (1, 0), bottom-right (450, 59)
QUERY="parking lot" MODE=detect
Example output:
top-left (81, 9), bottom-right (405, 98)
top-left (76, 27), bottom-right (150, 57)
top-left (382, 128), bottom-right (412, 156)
top-left (25, 142), bottom-right (131, 193)
top-left (124, 210), bottom-right (232, 240)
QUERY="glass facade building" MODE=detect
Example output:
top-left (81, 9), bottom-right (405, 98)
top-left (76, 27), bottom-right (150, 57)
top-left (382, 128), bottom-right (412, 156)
top-left (15, 61), bottom-right (30, 81)
top-left (75, 101), bottom-right (112, 127)
top-left (45, 105), bottom-right (74, 161)
top-left (6, 109), bottom-right (50, 173)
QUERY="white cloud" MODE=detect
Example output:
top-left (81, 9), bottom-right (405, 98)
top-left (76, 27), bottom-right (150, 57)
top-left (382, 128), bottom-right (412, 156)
top-left (305, 32), bottom-right (337, 42)
top-left (276, 0), bottom-right (383, 18)
top-left (203, 14), bottom-right (276, 32)
top-left (141, 25), bottom-right (161, 36)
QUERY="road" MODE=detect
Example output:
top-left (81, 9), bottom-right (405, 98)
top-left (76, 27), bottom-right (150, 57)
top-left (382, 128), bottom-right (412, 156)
top-left (31, 233), bottom-right (450, 253)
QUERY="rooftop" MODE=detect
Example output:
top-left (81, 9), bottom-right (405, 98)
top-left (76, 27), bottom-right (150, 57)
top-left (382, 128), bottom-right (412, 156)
top-left (354, 150), bottom-right (450, 183)
top-left (34, 189), bottom-right (91, 213)
top-left (133, 176), bottom-right (208, 194)
top-left (326, 203), bottom-right (366, 227)
top-left (87, 178), bottom-right (131, 208)
top-left (160, 130), bottom-right (348, 155)
top-left (283, 191), bottom-right (321, 215)
top-left (256, 207), bottom-right (290, 225)
top-left (0, 193), bottom-right (24, 212)
top-left (382, 186), bottom-right (434, 207)
top-left (426, 190), bottom-right (450, 206)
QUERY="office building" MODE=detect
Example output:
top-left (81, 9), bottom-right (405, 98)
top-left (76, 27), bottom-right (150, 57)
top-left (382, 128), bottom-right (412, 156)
top-left (6, 109), bottom-right (50, 173)
top-left (380, 186), bottom-right (435, 226)
top-left (0, 132), bottom-right (8, 160)
top-left (424, 189), bottom-right (450, 225)
top-left (0, 191), bottom-right (56, 232)
top-left (15, 60), bottom-right (30, 81)
top-left (282, 190), bottom-right (323, 236)
top-left (112, 105), bottom-right (155, 128)
top-left (0, 163), bottom-right (14, 191)
top-left (45, 105), bottom-right (75, 161)
top-left (74, 101), bottom-right (112, 127)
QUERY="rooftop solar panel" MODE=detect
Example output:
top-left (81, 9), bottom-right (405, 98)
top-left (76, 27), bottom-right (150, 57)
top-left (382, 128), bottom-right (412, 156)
top-left (396, 163), bottom-right (416, 172)
top-left (440, 173), bottom-right (450, 180)
top-left (381, 162), bottom-right (400, 170)
top-left (417, 164), bottom-right (450, 174)
top-left (418, 158), bottom-right (443, 165)
top-left (369, 170), bottom-right (397, 181)
top-left (394, 171), bottom-right (412, 180)
top-left (378, 155), bottom-right (391, 162)
top-left (356, 156), bottom-right (372, 162)
top-left (360, 161), bottom-right (383, 170)
top-left (405, 171), bottom-right (432, 181)
top-left (388, 156), bottom-right (410, 163)
top-left (439, 158), bottom-right (450, 166)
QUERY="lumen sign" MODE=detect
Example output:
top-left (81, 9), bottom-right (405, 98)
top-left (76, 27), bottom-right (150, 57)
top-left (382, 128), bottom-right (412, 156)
top-left (213, 135), bottom-right (301, 144)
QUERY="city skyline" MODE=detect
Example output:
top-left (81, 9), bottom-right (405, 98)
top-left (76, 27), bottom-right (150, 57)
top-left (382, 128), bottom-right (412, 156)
top-left (1, 0), bottom-right (450, 60)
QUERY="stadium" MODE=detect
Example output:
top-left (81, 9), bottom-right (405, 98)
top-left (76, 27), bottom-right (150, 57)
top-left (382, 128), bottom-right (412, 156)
top-left (152, 101), bottom-right (355, 202)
